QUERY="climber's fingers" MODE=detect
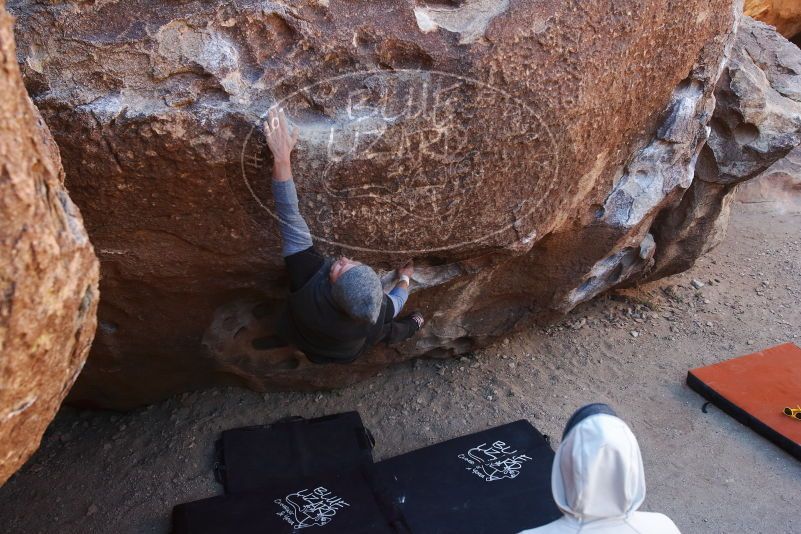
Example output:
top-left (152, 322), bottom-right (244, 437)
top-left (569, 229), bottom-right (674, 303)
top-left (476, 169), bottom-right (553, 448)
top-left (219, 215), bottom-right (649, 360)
top-left (277, 108), bottom-right (290, 139)
top-left (263, 107), bottom-right (298, 161)
top-left (398, 260), bottom-right (414, 277)
top-left (265, 107), bottom-right (286, 136)
top-left (265, 107), bottom-right (296, 141)
top-left (264, 108), bottom-right (276, 137)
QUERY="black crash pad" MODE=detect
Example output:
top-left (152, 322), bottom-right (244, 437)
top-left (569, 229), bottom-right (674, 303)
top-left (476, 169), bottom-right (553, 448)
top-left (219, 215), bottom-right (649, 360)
top-left (173, 469), bottom-right (403, 534)
top-left (215, 412), bottom-right (375, 494)
top-left (372, 420), bottom-right (561, 534)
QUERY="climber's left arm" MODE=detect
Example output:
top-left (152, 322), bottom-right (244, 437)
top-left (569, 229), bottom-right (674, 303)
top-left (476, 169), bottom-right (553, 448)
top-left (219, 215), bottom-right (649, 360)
top-left (386, 262), bottom-right (413, 318)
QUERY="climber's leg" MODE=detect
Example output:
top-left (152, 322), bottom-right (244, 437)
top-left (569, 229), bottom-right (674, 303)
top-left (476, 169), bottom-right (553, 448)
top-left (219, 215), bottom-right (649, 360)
top-left (380, 312), bottom-right (424, 346)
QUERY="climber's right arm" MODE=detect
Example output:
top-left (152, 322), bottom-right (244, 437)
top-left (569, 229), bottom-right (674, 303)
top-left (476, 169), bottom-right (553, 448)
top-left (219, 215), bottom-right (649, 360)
top-left (271, 178), bottom-right (313, 257)
top-left (272, 180), bottom-right (324, 291)
top-left (265, 107), bottom-right (324, 290)
top-left (265, 106), bottom-right (312, 257)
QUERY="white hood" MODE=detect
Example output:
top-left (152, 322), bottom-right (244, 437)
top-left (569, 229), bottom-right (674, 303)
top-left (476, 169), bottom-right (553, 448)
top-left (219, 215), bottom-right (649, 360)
top-left (551, 414), bottom-right (646, 521)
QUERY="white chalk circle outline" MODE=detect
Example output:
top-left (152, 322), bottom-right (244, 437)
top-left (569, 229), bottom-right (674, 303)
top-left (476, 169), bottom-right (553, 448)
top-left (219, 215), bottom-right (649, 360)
top-left (239, 69), bottom-right (560, 254)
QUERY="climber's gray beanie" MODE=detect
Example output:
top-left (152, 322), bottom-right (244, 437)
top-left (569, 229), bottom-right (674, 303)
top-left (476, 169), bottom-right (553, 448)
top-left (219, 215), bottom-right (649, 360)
top-left (331, 264), bottom-right (383, 324)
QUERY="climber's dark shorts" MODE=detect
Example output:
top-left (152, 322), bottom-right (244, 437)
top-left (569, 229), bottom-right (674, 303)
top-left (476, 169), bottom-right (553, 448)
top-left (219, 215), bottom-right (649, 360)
top-left (252, 313), bottom-right (419, 353)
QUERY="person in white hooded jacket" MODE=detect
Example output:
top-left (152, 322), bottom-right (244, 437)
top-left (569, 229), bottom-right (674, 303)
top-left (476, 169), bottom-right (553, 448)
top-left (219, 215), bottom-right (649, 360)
top-left (519, 403), bottom-right (681, 534)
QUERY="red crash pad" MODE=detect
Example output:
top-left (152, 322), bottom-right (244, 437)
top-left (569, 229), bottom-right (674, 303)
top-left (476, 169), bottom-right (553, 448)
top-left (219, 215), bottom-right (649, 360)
top-left (687, 343), bottom-right (801, 460)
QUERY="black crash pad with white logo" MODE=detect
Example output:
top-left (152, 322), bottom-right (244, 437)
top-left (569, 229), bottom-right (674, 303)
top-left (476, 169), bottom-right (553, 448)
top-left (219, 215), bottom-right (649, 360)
top-left (214, 412), bottom-right (375, 494)
top-left (172, 468), bottom-right (403, 534)
top-left (372, 420), bottom-right (561, 534)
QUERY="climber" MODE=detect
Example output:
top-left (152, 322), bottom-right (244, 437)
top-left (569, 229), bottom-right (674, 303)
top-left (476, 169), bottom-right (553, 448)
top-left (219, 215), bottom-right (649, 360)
top-left (518, 403), bottom-right (681, 534)
top-left (256, 106), bottom-right (424, 364)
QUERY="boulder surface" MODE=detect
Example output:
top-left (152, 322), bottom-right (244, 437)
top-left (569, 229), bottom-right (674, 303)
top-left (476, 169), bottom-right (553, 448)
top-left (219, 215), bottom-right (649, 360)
top-left (643, 16), bottom-right (801, 280)
top-left (0, 0), bottom-right (99, 483)
top-left (7, 0), bottom-right (767, 408)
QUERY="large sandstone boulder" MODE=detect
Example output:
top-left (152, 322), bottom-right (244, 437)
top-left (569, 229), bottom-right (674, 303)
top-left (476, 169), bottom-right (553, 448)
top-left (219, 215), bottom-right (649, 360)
top-left (745, 0), bottom-right (801, 38)
top-left (8, 0), bottom-right (756, 408)
top-left (0, 1), bottom-right (99, 484)
top-left (643, 17), bottom-right (801, 280)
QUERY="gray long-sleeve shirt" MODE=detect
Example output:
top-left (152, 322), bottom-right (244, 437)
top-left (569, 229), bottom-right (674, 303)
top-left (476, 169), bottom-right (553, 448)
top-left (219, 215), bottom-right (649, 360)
top-left (272, 179), bottom-right (313, 257)
top-left (272, 179), bottom-right (408, 317)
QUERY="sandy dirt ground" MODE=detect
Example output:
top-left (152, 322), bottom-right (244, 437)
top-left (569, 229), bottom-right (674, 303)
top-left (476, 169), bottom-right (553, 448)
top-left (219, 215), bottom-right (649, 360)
top-left (0, 201), bottom-right (799, 534)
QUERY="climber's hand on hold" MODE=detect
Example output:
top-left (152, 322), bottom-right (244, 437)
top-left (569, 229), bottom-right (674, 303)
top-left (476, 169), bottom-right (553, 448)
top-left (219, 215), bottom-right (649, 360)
top-left (399, 261), bottom-right (414, 278)
top-left (264, 107), bottom-right (299, 182)
top-left (397, 261), bottom-right (414, 290)
top-left (264, 107), bottom-right (298, 160)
